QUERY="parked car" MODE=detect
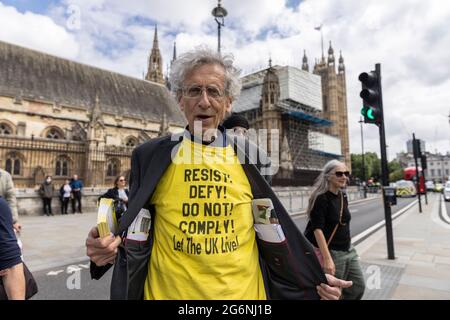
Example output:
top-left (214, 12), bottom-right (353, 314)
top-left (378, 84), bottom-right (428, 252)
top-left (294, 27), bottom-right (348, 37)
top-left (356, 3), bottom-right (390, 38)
top-left (425, 180), bottom-right (435, 192)
top-left (435, 183), bottom-right (444, 193)
top-left (395, 180), bottom-right (417, 197)
top-left (443, 182), bottom-right (450, 201)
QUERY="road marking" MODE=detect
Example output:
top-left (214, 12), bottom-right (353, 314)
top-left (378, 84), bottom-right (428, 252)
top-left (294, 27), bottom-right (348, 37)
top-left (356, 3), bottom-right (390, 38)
top-left (47, 270), bottom-right (64, 276)
top-left (351, 199), bottom-right (418, 245)
top-left (66, 265), bottom-right (82, 273)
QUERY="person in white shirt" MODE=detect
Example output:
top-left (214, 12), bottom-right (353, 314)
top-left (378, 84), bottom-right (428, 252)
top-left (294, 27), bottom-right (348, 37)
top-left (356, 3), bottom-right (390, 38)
top-left (59, 179), bottom-right (72, 215)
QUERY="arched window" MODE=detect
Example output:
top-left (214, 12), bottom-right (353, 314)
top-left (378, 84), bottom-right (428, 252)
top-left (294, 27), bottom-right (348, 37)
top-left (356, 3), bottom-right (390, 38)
top-left (44, 127), bottom-right (65, 140)
top-left (125, 136), bottom-right (138, 147)
top-left (5, 156), bottom-right (21, 176)
top-left (106, 158), bottom-right (120, 177)
top-left (0, 123), bottom-right (13, 135)
top-left (55, 156), bottom-right (69, 177)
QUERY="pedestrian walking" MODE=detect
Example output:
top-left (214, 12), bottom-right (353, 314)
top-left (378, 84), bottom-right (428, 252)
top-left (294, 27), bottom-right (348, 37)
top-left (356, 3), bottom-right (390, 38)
top-left (0, 169), bottom-right (21, 233)
top-left (70, 174), bottom-right (83, 214)
top-left (59, 179), bottom-right (72, 215)
top-left (304, 159), bottom-right (365, 300)
top-left (39, 176), bottom-right (54, 216)
top-left (0, 197), bottom-right (25, 300)
top-left (99, 175), bottom-right (129, 215)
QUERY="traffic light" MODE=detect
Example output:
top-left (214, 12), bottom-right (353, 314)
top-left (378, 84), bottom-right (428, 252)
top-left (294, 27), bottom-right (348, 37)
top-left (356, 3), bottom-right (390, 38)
top-left (421, 154), bottom-right (427, 170)
top-left (413, 138), bottom-right (422, 159)
top-left (358, 69), bottom-right (382, 125)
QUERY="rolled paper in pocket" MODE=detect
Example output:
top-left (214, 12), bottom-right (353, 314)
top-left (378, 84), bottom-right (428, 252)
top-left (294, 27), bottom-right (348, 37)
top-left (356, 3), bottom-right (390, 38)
top-left (254, 223), bottom-right (286, 243)
top-left (252, 198), bottom-right (274, 224)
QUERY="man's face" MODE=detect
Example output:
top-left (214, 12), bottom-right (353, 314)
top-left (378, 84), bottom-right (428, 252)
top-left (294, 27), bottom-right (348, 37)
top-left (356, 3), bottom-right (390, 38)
top-left (179, 63), bottom-right (232, 137)
top-left (73, 175), bottom-right (78, 180)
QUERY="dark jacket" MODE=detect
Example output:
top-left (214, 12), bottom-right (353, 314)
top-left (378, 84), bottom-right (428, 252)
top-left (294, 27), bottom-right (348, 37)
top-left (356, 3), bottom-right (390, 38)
top-left (90, 132), bottom-right (327, 300)
top-left (99, 187), bottom-right (130, 201)
top-left (39, 182), bottom-right (54, 199)
top-left (59, 184), bottom-right (71, 200)
top-left (70, 179), bottom-right (83, 191)
top-left (0, 197), bottom-right (22, 270)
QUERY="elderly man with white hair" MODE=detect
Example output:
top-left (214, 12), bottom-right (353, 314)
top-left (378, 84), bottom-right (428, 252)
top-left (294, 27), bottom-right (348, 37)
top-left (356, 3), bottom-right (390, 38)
top-left (86, 46), bottom-right (351, 300)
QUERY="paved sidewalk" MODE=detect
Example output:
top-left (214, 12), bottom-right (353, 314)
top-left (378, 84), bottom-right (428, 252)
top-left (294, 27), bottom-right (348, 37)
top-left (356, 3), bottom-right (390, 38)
top-left (18, 194), bottom-right (450, 300)
top-left (19, 196), bottom-right (380, 272)
top-left (19, 212), bottom-right (97, 272)
top-left (356, 193), bottom-right (450, 299)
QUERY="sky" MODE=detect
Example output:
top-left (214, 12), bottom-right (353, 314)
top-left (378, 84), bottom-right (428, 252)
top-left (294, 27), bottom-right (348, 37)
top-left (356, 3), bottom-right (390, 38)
top-left (1, 0), bottom-right (449, 160)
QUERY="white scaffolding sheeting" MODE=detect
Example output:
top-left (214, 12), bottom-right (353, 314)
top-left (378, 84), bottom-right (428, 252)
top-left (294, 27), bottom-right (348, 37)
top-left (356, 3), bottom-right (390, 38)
top-left (308, 131), bottom-right (342, 156)
top-left (234, 65), bottom-right (322, 113)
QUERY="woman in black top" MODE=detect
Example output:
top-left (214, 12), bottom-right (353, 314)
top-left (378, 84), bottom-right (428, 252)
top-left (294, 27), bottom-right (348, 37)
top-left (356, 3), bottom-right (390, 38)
top-left (304, 160), bottom-right (365, 300)
top-left (99, 176), bottom-right (130, 215)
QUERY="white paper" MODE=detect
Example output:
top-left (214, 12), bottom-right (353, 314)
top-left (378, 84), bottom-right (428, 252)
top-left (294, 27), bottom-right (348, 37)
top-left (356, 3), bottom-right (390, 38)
top-left (126, 208), bottom-right (151, 242)
top-left (254, 223), bottom-right (286, 243)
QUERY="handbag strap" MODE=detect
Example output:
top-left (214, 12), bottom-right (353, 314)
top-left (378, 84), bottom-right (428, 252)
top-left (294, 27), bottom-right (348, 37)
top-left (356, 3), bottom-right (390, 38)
top-left (326, 191), bottom-right (344, 247)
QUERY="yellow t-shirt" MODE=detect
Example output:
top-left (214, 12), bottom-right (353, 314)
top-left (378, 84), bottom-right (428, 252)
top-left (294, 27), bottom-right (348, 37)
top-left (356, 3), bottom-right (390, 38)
top-left (144, 138), bottom-right (266, 300)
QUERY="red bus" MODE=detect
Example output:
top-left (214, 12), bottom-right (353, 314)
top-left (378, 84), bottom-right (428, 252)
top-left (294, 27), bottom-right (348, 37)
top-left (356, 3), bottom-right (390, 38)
top-left (403, 167), bottom-right (426, 194)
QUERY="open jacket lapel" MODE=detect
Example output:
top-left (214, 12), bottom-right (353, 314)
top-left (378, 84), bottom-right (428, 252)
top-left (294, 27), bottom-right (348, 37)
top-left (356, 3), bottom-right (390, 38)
top-left (117, 138), bottom-right (179, 235)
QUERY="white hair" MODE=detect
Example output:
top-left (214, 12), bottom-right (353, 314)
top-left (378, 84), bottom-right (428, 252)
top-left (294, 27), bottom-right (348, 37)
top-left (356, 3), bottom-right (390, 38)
top-left (169, 45), bottom-right (242, 101)
top-left (306, 159), bottom-right (345, 217)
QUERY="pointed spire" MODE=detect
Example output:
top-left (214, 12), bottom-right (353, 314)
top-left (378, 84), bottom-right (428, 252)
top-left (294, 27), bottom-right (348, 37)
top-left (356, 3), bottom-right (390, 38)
top-left (172, 41), bottom-right (177, 61)
top-left (338, 50), bottom-right (345, 73)
top-left (152, 24), bottom-right (159, 49)
top-left (302, 50), bottom-right (309, 72)
top-left (268, 56), bottom-right (272, 68)
top-left (90, 92), bottom-right (102, 124)
top-left (328, 41), bottom-right (334, 55)
top-left (146, 24), bottom-right (165, 84)
top-left (328, 41), bottom-right (335, 65)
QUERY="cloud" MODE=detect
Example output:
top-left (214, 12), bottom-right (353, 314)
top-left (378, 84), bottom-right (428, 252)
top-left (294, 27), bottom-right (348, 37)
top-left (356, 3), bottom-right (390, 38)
top-left (1, 0), bottom-right (449, 159)
top-left (0, 2), bottom-right (79, 59)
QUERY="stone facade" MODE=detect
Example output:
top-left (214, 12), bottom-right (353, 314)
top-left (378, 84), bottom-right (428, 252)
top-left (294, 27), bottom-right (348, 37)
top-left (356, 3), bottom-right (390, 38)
top-left (313, 42), bottom-right (351, 171)
top-left (0, 39), bottom-right (185, 188)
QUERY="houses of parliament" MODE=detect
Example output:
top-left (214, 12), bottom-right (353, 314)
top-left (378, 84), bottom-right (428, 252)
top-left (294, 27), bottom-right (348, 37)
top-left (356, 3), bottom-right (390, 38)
top-left (0, 26), bottom-right (350, 188)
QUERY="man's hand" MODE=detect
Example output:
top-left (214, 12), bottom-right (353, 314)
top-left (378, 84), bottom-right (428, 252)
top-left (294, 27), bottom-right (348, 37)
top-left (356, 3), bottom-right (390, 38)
top-left (13, 222), bottom-right (22, 234)
top-left (86, 227), bottom-right (122, 266)
top-left (316, 274), bottom-right (353, 300)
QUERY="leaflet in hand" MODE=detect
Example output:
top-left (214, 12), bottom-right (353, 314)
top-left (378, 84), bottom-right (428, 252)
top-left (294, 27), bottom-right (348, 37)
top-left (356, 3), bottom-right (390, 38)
top-left (97, 198), bottom-right (118, 238)
top-left (254, 223), bottom-right (286, 243)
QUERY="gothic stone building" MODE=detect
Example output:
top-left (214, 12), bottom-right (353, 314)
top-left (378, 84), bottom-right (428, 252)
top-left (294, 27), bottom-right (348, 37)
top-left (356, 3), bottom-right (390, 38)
top-left (233, 42), bottom-right (350, 185)
top-left (0, 39), bottom-right (185, 188)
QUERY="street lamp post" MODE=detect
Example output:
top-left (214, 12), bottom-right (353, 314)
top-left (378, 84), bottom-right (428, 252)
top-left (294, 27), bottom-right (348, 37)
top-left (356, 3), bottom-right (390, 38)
top-left (211, 0), bottom-right (227, 53)
top-left (359, 117), bottom-right (367, 198)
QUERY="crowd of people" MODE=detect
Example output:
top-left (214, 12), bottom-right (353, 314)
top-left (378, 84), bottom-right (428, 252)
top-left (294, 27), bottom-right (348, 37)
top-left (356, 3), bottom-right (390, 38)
top-left (38, 174), bottom-right (84, 216)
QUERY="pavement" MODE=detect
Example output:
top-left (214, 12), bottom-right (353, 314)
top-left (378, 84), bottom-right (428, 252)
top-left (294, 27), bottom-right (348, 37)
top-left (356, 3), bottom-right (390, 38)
top-left (19, 212), bottom-right (97, 272)
top-left (16, 192), bottom-right (450, 299)
top-left (355, 192), bottom-right (450, 299)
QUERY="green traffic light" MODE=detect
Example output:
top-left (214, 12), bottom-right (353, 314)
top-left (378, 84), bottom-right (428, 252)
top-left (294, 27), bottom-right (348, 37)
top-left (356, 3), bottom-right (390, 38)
top-left (361, 106), bottom-right (376, 120)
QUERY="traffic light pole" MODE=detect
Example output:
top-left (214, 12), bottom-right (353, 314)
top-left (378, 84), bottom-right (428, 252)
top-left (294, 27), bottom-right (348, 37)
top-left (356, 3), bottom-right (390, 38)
top-left (422, 169), bottom-right (428, 205)
top-left (413, 133), bottom-right (423, 213)
top-left (421, 156), bottom-right (428, 205)
top-left (376, 63), bottom-right (395, 260)
top-left (359, 117), bottom-right (367, 198)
